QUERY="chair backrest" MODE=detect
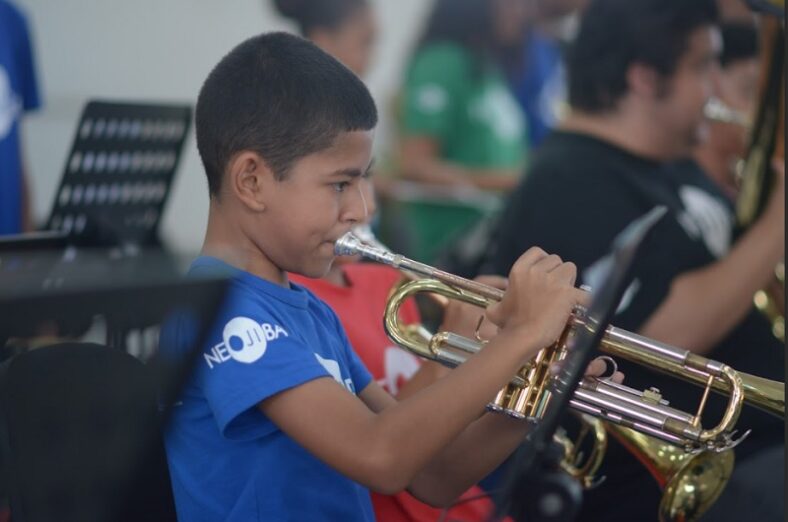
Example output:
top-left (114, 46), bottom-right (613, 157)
top-left (0, 342), bottom-right (176, 522)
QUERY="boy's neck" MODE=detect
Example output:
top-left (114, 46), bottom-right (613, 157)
top-left (202, 199), bottom-right (290, 287)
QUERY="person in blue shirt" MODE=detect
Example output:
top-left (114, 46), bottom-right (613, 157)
top-left (162, 32), bottom-right (617, 522)
top-left (0, 0), bottom-right (41, 235)
top-left (509, 0), bottom-right (587, 148)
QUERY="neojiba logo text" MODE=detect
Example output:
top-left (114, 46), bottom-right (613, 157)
top-left (205, 316), bottom-right (289, 369)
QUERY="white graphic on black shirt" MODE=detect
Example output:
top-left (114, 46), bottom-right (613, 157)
top-left (677, 185), bottom-right (732, 259)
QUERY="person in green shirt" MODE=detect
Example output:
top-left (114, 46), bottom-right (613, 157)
top-left (399, 0), bottom-right (530, 192)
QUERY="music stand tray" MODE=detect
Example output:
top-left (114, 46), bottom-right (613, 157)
top-left (45, 100), bottom-right (192, 248)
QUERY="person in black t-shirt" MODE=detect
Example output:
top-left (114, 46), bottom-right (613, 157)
top-left (481, 1), bottom-right (785, 521)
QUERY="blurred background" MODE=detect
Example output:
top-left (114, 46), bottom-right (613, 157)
top-left (15, 0), bottom-right (434, 254)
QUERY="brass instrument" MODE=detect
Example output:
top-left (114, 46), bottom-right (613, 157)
top-left (555, 415), bottom-right (608, 489)
top-left (336, 233), bottom-right (785, 452)
top-left (350, 226), bottom-right (609, 487)
top-left (754, 263), bottom-right (785, 340)
top-left (703, 11), bottom-right (786, 341)
top-left (702, 94), bottom-right (786, 342)
top-left (607, 424), bottom-right (735, 522)
top-left (736, 15), bottom-right (784, 228)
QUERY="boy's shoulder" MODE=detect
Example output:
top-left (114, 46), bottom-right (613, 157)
top-left (288, 279), bottom-right (346, 328)
top-left (189, 256), bottom-right (313, 317)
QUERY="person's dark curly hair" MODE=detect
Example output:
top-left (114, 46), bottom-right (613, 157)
top-left (567, 0), bottom-right (719, 113)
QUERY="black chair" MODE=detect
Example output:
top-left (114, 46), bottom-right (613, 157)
top-left (0, 342), bottom-right (177, 522)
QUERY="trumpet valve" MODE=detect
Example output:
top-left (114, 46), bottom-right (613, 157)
top-left (643, 387), bottom-right (663, 404)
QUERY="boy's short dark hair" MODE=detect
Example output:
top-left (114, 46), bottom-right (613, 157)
top-left (567, 0), bottom-right (719, 113)
top-left (196, 32), bottom-right (378, 196)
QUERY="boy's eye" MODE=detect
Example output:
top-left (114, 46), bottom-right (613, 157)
top-left (333, 181), bottom-right (350, 193)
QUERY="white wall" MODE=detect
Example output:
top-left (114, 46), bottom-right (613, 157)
top-left (17, 0), bottom-right (432, 253)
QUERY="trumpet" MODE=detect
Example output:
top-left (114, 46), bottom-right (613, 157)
top-left (703, 86), bottom-right (786, 343)
top-left (607, 424), bottom-right (735, 522)
top-left (336, 233), bottom-right (785, 452)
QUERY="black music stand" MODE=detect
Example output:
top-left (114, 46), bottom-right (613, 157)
top-left (45, 100), bottom-right (191, 248)
top-left (0, 231), bottom-right (69, 253)
top-left (0, 252), bottom-right (228, 522)
top-left (0, 246), bottom-right (227, 405)
top-left (492, 206), bottom-right (667, 522)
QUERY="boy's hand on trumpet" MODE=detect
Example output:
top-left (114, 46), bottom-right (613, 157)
top-left (487, 247), bottom-right (588, 364)
top-left (440, 275), bottom-right (507, 341)
top-left (442, 261), bottom-right (624, 383)
top-left (576, 357), bottom-right (625, 384)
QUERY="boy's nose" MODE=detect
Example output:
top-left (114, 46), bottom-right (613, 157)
top-left (360, 178), bottom-right (377, 221)
top-left (342, 181), bottom-right (371, 224)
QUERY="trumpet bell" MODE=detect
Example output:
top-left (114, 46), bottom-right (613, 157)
top-left (607, 425), bottom-right (735, 522)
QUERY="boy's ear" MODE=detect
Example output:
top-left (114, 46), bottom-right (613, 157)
top-left (227, 151), bottom-right (271, 212)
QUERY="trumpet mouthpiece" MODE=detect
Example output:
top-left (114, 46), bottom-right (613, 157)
top-left (334, 233), bottom-right (362, 257)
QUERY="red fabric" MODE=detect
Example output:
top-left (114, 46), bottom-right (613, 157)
top-left (293, 264), bottom-right (421, 396)
top-left (291, 264), bottom-right (499, 522)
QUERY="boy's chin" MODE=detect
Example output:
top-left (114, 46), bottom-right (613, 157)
top-left (299, 258), bottom-right (336, 279)
top-left (333, 254), bottom-right (361, 266)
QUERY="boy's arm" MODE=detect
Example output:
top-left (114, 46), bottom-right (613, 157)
top-left (390, 358), bottom-right (618, 506)
top-left (394, 361), bottom-right (449, 401)
top-left (394, 278), bottom-right (504, 401)
top-left (259, 322), bottom-right (540, 497)
top-left (259, 248), bottom-right (583, 501)
top-left (361, 381), bottom-right (527, 506)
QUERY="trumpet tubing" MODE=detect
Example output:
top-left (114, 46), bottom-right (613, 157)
top-left (336, 233), bottom-right (785, 452)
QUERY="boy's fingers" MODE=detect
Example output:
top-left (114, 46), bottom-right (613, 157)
top-left (584, 358), bottom-right (607, 377)
top-left (551, 261), bottom-right (578, 286)
top-left (550, 361), bottom-right (623, 384)
top-left (512, 247), bottom-right (548, 270)
top-left (573, 288), bottom-right (591, 307)
top-left (485, 302), bottom-right (504, 327)
top-left (533, 254), bottom-right (564, 272)
top-left (475, 275), bottom-right (508, 290)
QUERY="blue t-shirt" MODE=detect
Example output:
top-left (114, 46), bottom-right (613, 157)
top-left (0, 0), bottom-right (40, 234)
top-left (162, 257), bottom-right (375, 522)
